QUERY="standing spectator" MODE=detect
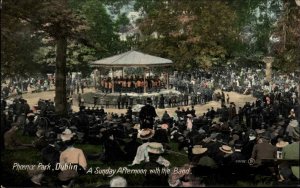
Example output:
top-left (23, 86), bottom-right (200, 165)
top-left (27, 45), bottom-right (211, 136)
top-left (78, 93), bottom-right (82, 107)
top-left (81, 81), bottom-right (85, 93)
top-left (226, 94), bottom-right (230, 104)
top-left (159, 94), bottom-right (165, 109)
top-left (139, 98), bottom-right (157, 129)
top-left (76, 83), bottom-right (80, 94)
top-left (117, 93), bottom-right (122, 109)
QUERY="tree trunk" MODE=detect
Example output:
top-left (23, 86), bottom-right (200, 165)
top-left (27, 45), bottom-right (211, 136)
top-left (55, 36), bottom-right (67, 117)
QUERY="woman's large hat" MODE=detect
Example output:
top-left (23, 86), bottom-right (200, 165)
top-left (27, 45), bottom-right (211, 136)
top-left (137, 128), bottom-right (155, 140)
top-left (147, 142), bottom-right (164, 154)
top-left (61, 128), bottom-right (76, 141)
top-left (192, 145), bottom-right (208, 155)
top-left (276, 140), bottom-right (289, 148)
top-left (219, 145), bottom-right (233, 154)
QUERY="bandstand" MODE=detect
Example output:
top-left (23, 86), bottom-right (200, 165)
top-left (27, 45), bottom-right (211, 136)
top-left (90, 50), bottom-right (174, 94)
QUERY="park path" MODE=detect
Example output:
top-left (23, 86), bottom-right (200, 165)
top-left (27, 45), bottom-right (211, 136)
top-left (20, 88), bottom-right (256, 117)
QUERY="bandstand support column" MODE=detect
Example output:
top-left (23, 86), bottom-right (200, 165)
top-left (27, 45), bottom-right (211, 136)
top-left (143, 67), bottom-right (146, 93)
top-left (111, 67), bottom-right (115, 93)
top-left (167, 70), bottom-right (169, 90)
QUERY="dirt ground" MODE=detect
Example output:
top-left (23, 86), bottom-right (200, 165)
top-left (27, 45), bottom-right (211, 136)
top-left (20, 88), bottom-right (257, 118)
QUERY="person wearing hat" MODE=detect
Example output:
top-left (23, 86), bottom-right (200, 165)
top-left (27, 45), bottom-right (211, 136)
top-left (186, 114), bottom-right (193, 132)
top-left (169, 145), bottom-right (208, 187)
top-left (125, 106), bottom-right (133, 121)
top-left (58, 128), bottom-right (87, 187)
top-left (124, 132), bottom-right (141, 161)
top-left (30, 132), bottom-right (60, 186)
top-left (241, 131), bottom-right (257, 160)
top-left (161, 110), bottom-right (171, 124)
top-left (23, 113), bottom-right (37, 136)
top-left (250, 133), bottom-right (276, 167)
top-left (275, 137), bottom-right (289, 159)
top-left (279, 126), bottom-right (300, 181)
top-left (215, 145), bottom-right (233, 166)
top-left (286, 119), bottom-right (299, 139)
top-left (139, 97), bottom-right (157, 129)
top-left (101, 129), bottom-right (126, 164)
top-left (137, 128), bottom-right (155, 142)
top-left (142, 142), bottom-right (169, 187)
top-left (228, 140), bottom-right (249, 182)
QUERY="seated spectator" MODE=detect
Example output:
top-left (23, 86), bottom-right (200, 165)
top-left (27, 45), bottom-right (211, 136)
top-left (58, 128), bottom-right (87, 187)
top-left (23, 113), bottom-right (37, 136)
top-left (279, 126), bottom-right (299, 182)
top-left (142, 142), bottom-right (169, 187)
top-left (101, 130), bottom-right (126, 164)
top-left (169, 145), bottom-right (208, 187)
top-left (124, 132), bottom-right (141, 161)
top-left (4, 124), bottom-right (32, 150)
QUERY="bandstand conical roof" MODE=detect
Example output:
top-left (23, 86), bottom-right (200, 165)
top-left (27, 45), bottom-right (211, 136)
top-left (90, 50), bottom-right (173, 68)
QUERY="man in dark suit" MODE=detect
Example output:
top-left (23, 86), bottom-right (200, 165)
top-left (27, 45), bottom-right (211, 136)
top-left (250, 134), bottom-right (276, 166)
top-left (139, 98), bottom-right (157, 129)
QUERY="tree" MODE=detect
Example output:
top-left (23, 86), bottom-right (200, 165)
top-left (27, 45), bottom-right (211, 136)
top-left (2, 0), bottom-right (86, 116)
top-left (1, 1), bottom-right (43, 79)
top-left (133, 0), bottom-right (238, 71)
top-left (273, 0), bottom-right (300, 72)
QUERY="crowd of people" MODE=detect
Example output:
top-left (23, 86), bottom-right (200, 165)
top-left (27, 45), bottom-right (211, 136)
top-left (1, 65), bottom-right (300, 187)
top-left (98, 76), bottom-right (163, 93)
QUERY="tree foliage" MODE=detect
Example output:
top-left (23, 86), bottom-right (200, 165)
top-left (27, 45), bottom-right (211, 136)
top-left (273, 0), bottom-right (300, 72)
top-left (133, 0), bottom-right (238, 70)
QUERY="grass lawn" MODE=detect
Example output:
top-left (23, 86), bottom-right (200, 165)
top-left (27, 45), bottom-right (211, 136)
top-left (1, 130), bottom-right (275, 187)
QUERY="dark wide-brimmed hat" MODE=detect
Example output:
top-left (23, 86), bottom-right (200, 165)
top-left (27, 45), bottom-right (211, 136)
top-left (146, 97), bottom-right (152, 103)
top-left (137, 128), bottom-right (155, 140)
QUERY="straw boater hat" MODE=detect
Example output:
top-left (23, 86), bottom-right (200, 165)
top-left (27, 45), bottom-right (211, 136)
top-left (192, 145), bottom-right (208, 155)
top-left (147, 142), bottom-right (164, 154)
top-left (276, 140), bottom-right (289, 148)
top-left (61, 128), bottom-right (76, 141)
top-left (187, 114), bottom-right (193, 118)
top-left (138, 129), bottom-right (155, 140)
top-left (219, 145), bottom-right (233, 154)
